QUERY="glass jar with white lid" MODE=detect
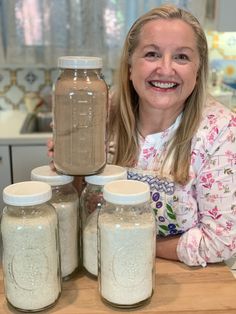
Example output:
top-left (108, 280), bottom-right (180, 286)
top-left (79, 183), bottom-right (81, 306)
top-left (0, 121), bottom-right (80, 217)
top-left (1, 181), bottom-right (61, 312)
top-left (80, 164), bottom-right (127, 277)
top-left (98, 179), bottom-right (156, 309)
top-left (53, 56), bottom-right (108, 176)
top-left (31, 165), bottom-right (79, 280)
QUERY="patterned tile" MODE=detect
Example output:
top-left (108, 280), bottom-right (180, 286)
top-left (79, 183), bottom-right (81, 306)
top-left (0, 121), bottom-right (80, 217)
top-left (5, 85), bottom-right (24, 106)
top-left (0, 69), bottom-right (12, 92)
top-left (210, 59), bottom-right (236, 84)
top-left (207, 31), bottom-right (236, 85)
top-left (16, 68), bottom-right (46, 92)
top-left (0, 67), bottom-right (55, 110)
top-left (0, 97), bottom-right (13, 110)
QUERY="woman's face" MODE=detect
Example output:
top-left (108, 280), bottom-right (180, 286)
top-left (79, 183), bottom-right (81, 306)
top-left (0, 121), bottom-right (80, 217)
top-left (129, 19), bottom-right (200, 114)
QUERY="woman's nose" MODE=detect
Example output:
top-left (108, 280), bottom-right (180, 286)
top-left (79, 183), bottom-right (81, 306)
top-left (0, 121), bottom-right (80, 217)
top-left (156, 56), bottom-right (175, 75)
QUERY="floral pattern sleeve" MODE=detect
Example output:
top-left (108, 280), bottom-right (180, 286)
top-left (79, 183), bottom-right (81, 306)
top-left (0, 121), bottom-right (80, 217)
top-left (177, 102), bottom-right (236, 266)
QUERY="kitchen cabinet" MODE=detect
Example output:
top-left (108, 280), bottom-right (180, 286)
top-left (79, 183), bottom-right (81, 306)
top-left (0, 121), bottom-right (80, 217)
top-left (0, 110), bottom-right (51, 261)
top-left (0, 144), bottom-right (50, 212)
top-left (11, 144), bottom-right (49, 182)
top-left (214, 0), bottom-right (236, 31)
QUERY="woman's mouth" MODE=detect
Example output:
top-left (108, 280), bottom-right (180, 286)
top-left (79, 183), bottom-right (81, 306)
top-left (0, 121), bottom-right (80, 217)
top-left (149, 81), bottom-right (179, 90)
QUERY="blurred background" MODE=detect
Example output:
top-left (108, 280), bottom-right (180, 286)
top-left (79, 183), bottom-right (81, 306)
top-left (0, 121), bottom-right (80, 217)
top-left (0, 0), bottom-right (236, 111)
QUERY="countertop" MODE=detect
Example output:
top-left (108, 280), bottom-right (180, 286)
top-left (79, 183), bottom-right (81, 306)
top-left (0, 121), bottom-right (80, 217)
top-left (0, 110), bottom-right (51, 145)
top-left (1, 258), bottom-right (236, 313)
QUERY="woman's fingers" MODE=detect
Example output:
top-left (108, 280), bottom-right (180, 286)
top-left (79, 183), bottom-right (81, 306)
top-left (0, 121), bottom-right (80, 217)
top-left (49, 159), bottom-right (56, 171)
top-left (47, 138), bottom-right (54, 158)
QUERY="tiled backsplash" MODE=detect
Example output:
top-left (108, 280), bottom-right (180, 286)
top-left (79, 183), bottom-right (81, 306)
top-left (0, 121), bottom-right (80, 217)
top-left (1, 32), bottom-right (236, 111)
top-left (206, 31), bottom-right (236, 89)
top-left (0, 66), bottom-right (113, 111)
top-left (0, 67), bottom-right (58, 110)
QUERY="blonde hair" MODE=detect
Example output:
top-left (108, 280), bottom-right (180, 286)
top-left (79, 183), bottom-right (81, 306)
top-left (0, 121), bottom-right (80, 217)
top-left (109, 4), bottom-right (208, 185)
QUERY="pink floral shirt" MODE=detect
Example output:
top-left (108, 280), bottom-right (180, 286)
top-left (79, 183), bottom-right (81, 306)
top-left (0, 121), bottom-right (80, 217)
top-left (127, 99), bottom-right (236, 267)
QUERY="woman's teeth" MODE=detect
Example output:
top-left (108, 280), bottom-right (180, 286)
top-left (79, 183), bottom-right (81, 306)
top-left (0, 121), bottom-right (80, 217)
top-left (150, 81), bottom-right (177, 88)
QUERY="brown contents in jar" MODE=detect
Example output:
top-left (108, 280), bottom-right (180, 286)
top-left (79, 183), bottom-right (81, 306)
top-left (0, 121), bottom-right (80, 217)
top-left (53, 70), bottom-right (107, 175)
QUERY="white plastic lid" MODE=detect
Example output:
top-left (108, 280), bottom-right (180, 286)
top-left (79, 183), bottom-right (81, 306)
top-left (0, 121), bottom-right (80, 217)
top-left (103, 180), bottom-right (150, 205)
top-left (3, 181), bottom-right (52, 206)
top-left (85, 165), bottom-right (127, 185)
top-left (58, 56), bottom-right (103, 69)
top-left (31, 165), bottom-right (74, 186)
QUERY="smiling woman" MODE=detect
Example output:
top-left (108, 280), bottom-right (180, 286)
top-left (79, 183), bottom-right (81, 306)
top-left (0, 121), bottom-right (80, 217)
top-left (107, 4), bottom-right (236, 267)
top-left (129, 18), bottom-right (200, 133)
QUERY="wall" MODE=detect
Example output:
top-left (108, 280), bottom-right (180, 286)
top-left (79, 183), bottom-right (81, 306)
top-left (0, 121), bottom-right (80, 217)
top-left (1, 31), bottom-right (236, 112)
top-left (0, 67), bottom-right (58, 111)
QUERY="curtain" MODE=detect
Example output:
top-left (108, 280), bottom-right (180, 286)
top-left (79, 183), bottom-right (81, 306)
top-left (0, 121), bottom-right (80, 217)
top-left (0, 0), bottom-right (5, 63)
top-left (1, 0), bottom-right (207, 72)
top-left (3, 0), bottom-right (107, 66)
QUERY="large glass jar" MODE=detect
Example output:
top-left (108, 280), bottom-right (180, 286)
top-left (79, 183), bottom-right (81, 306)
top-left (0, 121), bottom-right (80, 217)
top-left (80, 164), bottom-right (127, 277)
top-left (53, 56), bottom-right (108, 176)
top-left (98, 180), bottom-right (156, 309)
top-left (31, 165), bottom-right (79, 280)
top-left (1, 181), bottom-right (61, 312)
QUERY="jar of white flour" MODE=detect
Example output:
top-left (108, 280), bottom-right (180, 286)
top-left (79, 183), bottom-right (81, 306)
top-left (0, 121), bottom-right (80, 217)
top-left (31, 165), bottom-right (79, 280)
top-left (1, 181), bottom-right (61, 312)
top-left (98, 180), bottom-right (156, 308)
top-left (80, 164), bottom-right (127, 277)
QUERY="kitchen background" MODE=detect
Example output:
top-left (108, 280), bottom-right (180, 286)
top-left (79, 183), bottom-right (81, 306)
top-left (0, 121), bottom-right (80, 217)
top-left (0, 0), bottom-right (236, 112)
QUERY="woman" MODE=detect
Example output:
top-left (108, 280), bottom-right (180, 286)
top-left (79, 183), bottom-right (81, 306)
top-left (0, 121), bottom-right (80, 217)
top-left (49, 5), bottom-right (236, 266)
top-left (107, 4), bottom-right (236, 266)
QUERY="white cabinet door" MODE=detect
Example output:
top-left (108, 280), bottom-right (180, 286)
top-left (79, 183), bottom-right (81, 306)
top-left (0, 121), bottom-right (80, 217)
top-left (0, 146), bottom-right (11, 212)
top-left (215, 0), bottom-right (236, 31)
top-left (11, 145), bottom-right (50, 183)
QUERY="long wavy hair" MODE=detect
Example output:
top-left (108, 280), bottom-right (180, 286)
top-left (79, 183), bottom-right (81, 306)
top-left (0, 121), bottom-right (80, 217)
top-left (109, 4), bottom-right (208, 185)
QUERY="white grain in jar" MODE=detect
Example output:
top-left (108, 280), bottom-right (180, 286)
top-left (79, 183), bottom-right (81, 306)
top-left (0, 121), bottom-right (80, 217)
top-left (98, 180), bottom-right (156, 308)
top-left (31, 165), bottom-right (79, 280)
top-left (1, 181), bottom-right (61, 312)
top-left (80, 165), bottom-right (127, 277)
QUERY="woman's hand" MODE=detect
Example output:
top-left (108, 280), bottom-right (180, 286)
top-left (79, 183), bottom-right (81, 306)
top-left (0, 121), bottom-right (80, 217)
top-left (47, 138), bottom-right (54, 158)
top-left (47, 138), bottom-right (56, 170)
top-left (156, 235), bottom-right (181, 261)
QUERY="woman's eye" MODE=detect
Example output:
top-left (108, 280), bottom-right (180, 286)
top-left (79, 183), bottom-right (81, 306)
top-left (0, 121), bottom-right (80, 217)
top-left (174, 54), bottom-right (189, 62)
top-left (145, 51), bottom-right (160, 59)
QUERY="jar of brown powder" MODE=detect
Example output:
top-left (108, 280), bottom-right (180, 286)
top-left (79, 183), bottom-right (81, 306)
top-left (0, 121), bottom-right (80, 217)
top-left (53, 56), bottom-right (108, 175)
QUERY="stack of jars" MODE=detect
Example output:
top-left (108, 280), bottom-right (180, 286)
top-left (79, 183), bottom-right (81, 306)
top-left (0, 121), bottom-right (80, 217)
top-left (0, 54), bottom-right (112, 312)
top-left (1, 165), bottom-right (80, 312)
top-left (1, 46), bottom-right (157, 307)
top-left (1, 171), bottom-right (157, 311)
